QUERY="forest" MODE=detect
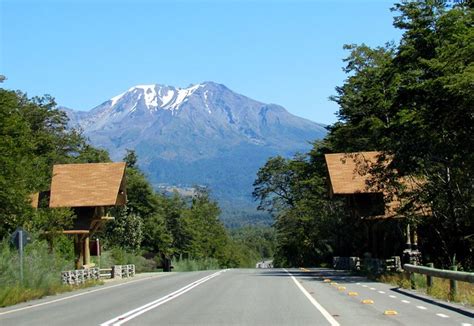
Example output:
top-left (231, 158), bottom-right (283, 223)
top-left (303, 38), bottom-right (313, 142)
top-left (253, 1), bottom-right (473, 270)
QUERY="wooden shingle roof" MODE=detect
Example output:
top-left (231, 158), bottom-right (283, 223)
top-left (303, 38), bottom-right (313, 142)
top-left (49, 162), bottom-right (126, 208)
top-left (325, 151), bottom-right (382, 195)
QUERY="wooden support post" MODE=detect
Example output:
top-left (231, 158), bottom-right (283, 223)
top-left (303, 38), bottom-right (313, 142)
top-left (450, 265), bottom-right (458, 299)
top-left (406, 223), bottom-right (412, 250)
top-left (75, 235), bottom-right (84, 269)
top-left (426, 263), bottom-right (434, 290)
top-left (83, 235), bottom-right (90, 267)
top-left (413, 228), bottom-right (418, 250)
top-left (371, 221), bottom-right (378, 258)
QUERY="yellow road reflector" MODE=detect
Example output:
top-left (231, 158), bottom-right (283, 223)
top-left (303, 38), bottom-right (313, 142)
top-left (348, 292), bottom-right (359, 296)
top-left (361, 299), bottom-right (374, 304)
top-left (384, 310), bottom-right (398, 315)
top-left (323, 279), bottom-right (331, 283)
top-left (337, 286), bottom-right (346, 291)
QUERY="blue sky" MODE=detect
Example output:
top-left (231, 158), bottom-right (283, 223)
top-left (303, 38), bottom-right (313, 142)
top-left (1, 0), bottom-right (402, 124)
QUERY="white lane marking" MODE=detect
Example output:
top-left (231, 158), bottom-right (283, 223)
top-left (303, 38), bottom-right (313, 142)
top-left (101, 270), bottom-right (226, 326)
top-left (356, 283), bottom-right (361, 285)
top-left (370, 288), bottom-right (376, 290)
top-left (0, 274), bottom-right (169, 316)
top-left (416, 306), bottom-right (427, 310)
top-left (401, 300), bottom-right (410, 303)
top-left (389, 295), bottom-right (397, 299)
top-left (436, 313), bottom-right (449, 318)
top-left (284, 269), bottom-right (340, 326)
top-left (461, 323), bottom-right (472, 326)
top-left (378, 291), bottom-right (385, 294)
top-left (362, 285), bottom-right (368, 288)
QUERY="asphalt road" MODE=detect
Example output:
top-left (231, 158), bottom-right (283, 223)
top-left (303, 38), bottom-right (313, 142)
top-left (0, 268), bottom-right (472, 325)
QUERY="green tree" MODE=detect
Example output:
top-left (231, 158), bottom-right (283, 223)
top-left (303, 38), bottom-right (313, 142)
top-left (0, 89), bottom-right (110, 238)
top-left (327, 0), bottom-right (473, 268)
top-left (106, 207), bottom-right (143, 251)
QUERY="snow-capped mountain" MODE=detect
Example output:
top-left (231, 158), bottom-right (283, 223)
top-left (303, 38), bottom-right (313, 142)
top-left (64, 81), bottom-right (327, 212)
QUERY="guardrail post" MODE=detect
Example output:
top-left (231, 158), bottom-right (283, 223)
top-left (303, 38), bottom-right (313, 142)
top-left (410, 271), bottom-right (416, 289)
top-left (426, 263), bottom-right (434, 289)
top-left (404, 267), bottom-right (415, 290)
top-left (450, 265), bottom-right (457, 299)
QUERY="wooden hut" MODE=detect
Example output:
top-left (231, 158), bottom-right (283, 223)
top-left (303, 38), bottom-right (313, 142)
top-left (325, 151), bottom-right (428, 259)
top-left (34, 162), bottom-right (127, 268)
top-left (325, 151), bottom-right (427, 219)
top-left (325, 151), bottom-right (393, 219)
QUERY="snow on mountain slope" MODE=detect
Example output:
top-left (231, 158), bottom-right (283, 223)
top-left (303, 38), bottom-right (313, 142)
top-left (108, 84), bottom-right (204, 111)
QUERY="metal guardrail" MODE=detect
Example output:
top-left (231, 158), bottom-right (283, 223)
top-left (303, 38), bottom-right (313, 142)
top-left (99, 268), bottom-right (113, 279)
top-left (404, 264), bottom-right (474, 283)
top-left (403, 263), bottom-right (474, 298)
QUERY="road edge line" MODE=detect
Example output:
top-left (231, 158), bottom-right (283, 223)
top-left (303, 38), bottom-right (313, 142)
top-left (0, 273), bottom-right (170, 316)
top-left (284, 268), bottom-right (340, 326)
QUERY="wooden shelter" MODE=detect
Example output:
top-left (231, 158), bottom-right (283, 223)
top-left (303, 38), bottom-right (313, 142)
top-left (325, 151), bottom-right (420, 219)
top-left (34, 162), bottom-right (127, 268)
top-left (325, 151), bottom-right (428, 259)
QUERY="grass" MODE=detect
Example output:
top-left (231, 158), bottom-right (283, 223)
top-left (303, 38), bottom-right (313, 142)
top-left (378, 272), bottom-right (474, 306)
top-left (0, 239), bottom-right (101, 307)
top-left (171, 257), bottom-right (220, 272)
top-left (0, 280), bottom-right (102, 307)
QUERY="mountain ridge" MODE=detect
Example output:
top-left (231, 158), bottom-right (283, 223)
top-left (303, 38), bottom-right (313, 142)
top-left (62, 81), bottom-right (327, 223)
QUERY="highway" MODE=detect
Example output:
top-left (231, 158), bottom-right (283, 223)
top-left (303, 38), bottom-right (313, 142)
top-left (0, 268), bottom-right (472, 325)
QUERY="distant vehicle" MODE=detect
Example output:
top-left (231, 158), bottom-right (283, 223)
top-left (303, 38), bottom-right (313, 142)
top-left (256, 261), bottom-right (273, 269)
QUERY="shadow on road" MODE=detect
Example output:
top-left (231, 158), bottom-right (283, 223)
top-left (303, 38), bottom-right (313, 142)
top-left (391, 287), bottom-right (474, 318)
top-left (254, 268), bottom-right (474, 318)
top-left (254, 268), bottom-right (366, 283)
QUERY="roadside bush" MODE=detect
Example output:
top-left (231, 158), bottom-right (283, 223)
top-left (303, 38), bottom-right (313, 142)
top-left (95, 247), bottom-right (157, 273)
top-left (171, 257), bottom-right (220, 272)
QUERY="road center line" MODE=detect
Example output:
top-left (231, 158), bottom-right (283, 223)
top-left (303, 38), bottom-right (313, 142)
top-left (284, 269), bottom-right (340, 326)
top-left (0, 273), bottom-right (169, 316)
top-left (100, 270), bottom-right (225, 326)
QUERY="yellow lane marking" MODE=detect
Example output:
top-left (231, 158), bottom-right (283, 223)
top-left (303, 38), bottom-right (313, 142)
top-left (361, 299), bottom-right (374, 304)
top-left (323, 279), bottom-right (331, 283)
top-left (330, 282), bottom-right (338, 286)
top-left (384, 310), bottom-right (398, 315)
top-left (337, 286), bottom-right (346, 291)
top-left (348, 292), bottom-right (359, 296)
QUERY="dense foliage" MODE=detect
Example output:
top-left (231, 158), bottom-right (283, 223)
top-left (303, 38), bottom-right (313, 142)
top-left (0, 89), bottom-right (109, 237)
top-left (254, 1), bottom-right (473, 269)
